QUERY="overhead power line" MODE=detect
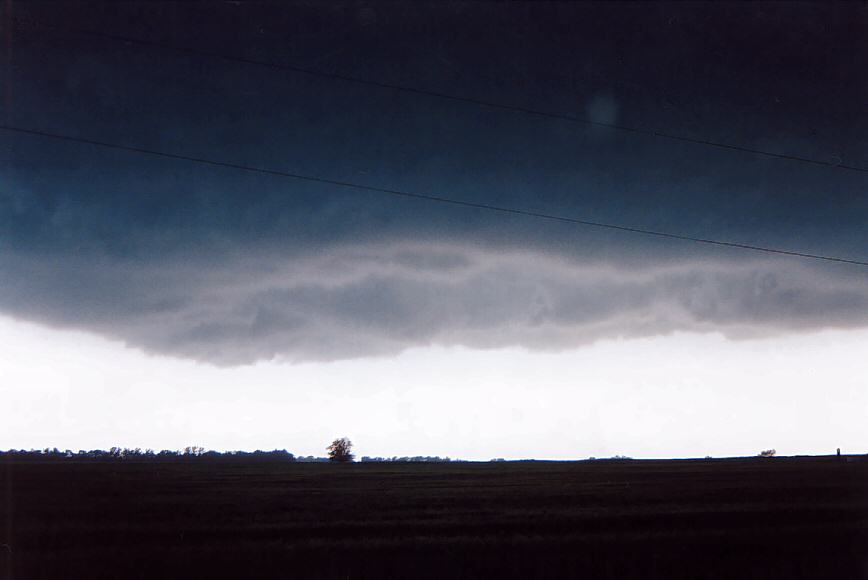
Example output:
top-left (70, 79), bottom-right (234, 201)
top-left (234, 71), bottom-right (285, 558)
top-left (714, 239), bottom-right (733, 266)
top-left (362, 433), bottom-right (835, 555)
top-left (2, 123), bottom-right (866, 267)
top-left (10, 16), bottom-right (868, 175)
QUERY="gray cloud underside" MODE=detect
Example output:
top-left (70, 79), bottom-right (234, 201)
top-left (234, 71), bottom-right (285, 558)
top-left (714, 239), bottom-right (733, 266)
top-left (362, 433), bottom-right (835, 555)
top-left (2, 243), bottom-right (866, 365)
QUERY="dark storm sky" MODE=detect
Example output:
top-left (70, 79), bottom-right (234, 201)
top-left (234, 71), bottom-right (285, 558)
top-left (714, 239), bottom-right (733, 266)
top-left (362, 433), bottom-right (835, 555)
top-left (1, 2), bottom-right (867, 364)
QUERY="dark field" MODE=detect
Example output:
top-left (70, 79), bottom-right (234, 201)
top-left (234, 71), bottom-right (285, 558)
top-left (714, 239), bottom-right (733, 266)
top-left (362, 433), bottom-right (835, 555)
top-left (3, 457), bottom-right (868, 579)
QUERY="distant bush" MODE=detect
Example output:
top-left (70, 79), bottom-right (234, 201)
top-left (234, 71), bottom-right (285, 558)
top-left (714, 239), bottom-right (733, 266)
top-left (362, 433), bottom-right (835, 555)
top-left (759, 449), bottom-right (777, 458)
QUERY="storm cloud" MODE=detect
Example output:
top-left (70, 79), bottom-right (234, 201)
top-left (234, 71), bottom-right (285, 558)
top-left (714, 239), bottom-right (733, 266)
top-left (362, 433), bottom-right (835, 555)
top-left (1, 3), bottom-right (867, 364)
top-left (2, 240), bottom-right (867, 365)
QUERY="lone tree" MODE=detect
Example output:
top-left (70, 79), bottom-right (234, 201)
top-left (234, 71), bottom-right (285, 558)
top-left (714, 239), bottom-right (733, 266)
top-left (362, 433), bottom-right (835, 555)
top-left (327, 437), bottom-right (354, 463)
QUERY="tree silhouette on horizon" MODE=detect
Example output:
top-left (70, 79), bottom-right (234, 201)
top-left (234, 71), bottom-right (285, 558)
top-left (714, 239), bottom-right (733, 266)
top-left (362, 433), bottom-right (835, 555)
top-left (327, 437), bottom-right (354, 463)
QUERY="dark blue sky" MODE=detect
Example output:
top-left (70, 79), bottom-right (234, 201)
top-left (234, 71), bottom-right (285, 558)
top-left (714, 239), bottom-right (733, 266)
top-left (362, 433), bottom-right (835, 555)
top-left (1, 2), bottom-right (867, 364)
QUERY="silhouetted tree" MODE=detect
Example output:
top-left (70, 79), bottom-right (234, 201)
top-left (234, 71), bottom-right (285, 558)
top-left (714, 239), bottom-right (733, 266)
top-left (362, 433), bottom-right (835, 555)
top-left (327, 437), bottom-right (354, 463)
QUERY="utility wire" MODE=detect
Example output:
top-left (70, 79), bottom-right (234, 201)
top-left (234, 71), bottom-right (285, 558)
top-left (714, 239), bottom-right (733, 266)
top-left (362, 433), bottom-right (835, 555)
top-left (2, 123), bottom-right (866, 267)
top-left (9, 15), bottom-right (868, 175)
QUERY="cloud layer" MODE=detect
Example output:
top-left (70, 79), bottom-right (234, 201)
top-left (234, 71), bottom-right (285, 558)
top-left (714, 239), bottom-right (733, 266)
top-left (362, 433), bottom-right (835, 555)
top-left (2, 241), bottom-right (866, 365)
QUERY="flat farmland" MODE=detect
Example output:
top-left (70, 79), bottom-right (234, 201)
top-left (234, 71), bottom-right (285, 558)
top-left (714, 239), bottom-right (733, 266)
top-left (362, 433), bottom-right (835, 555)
top-left (3, 457), bottom-right (868, 579)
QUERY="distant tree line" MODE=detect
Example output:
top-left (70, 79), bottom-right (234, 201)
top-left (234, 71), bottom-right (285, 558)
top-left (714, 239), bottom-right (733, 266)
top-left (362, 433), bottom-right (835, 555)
top-left (0, 449), bottom-right (462, 464)
top-left (360, 456), bottom-right (458, 462)
top-left (0, 447), bottom-right (297, 462)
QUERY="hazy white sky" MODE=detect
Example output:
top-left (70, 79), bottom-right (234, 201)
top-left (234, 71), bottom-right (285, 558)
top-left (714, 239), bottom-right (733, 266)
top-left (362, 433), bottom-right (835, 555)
top-left (2, 313), bottom-right (865, 460)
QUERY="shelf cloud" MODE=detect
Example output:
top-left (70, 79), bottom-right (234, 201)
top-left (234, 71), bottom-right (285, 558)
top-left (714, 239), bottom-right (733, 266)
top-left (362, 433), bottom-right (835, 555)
top-left (2, 238), bottom-right (866, 365)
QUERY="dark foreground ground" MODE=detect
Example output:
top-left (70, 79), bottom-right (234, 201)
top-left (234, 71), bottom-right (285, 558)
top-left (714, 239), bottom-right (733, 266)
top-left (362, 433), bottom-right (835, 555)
top-left (2, 456), bottom-right (868, 579)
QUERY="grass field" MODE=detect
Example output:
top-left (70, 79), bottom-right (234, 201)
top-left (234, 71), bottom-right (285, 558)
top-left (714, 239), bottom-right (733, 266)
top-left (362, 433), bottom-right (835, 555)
top-left (3, 456), bottom-right (868, 579)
